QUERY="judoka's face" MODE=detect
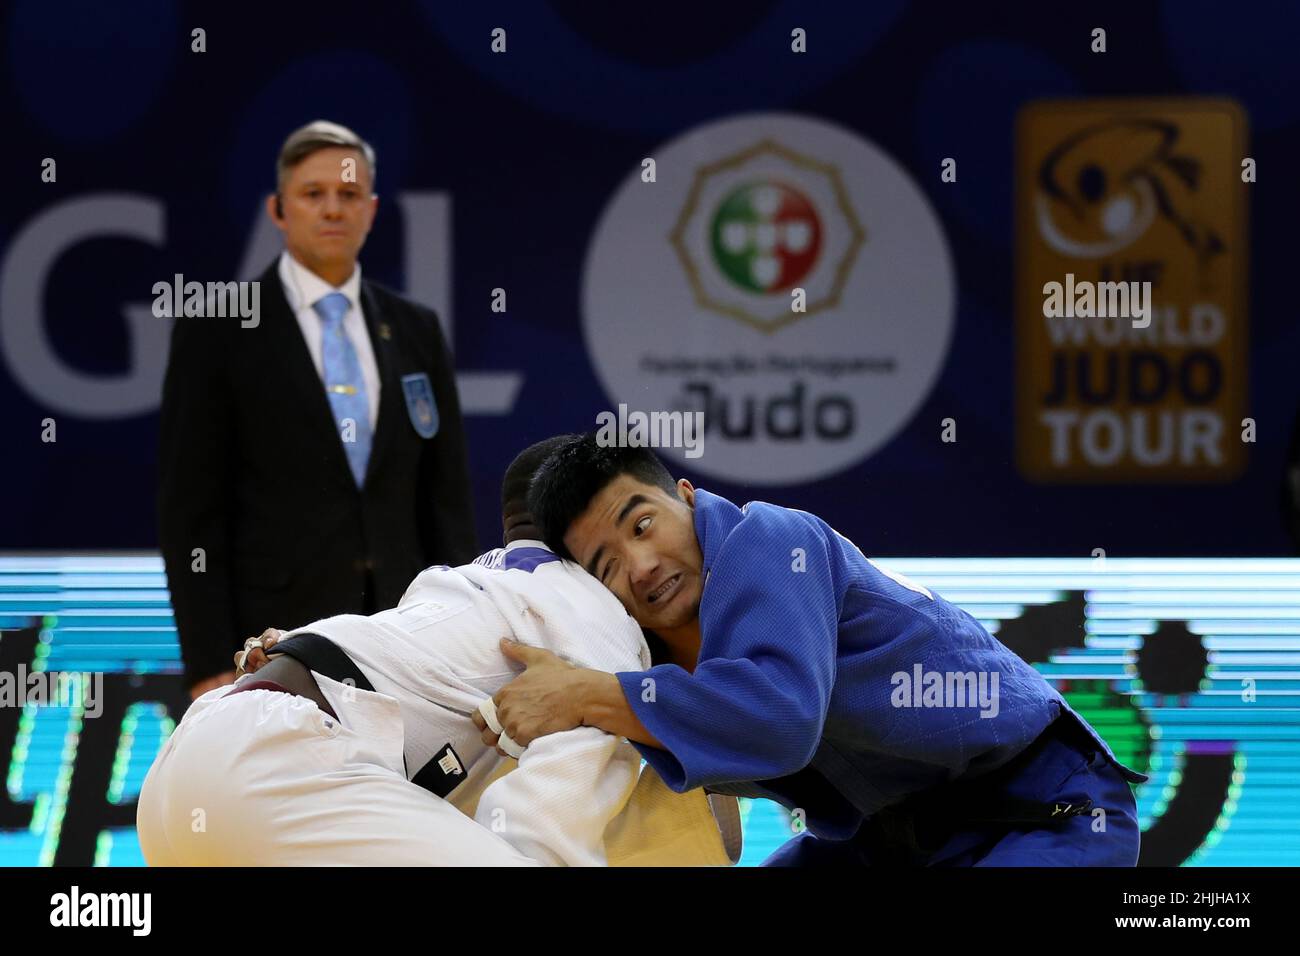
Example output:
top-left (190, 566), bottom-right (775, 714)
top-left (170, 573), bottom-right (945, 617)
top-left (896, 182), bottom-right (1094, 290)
top-left (565, 474), bottom-right (704, 634)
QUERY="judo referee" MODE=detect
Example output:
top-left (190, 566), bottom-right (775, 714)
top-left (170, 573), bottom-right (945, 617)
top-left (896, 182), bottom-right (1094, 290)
top-left (476, 432), bottom-right (1149, 866)
top-left (159, 120), bottom-right (477, 700)
top-left (137, 438), bottom-right (740, 866)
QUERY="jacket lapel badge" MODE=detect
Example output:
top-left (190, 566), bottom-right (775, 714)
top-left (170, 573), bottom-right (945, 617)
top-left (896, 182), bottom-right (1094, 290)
top-left (401, 372), bottom-right (440, 439)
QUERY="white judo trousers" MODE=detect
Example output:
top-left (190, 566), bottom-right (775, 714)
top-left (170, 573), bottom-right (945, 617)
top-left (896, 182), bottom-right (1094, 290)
top-left (138, 540), bottom-right (737, 866)
top-left (136, 676), bottom-right (542, 866)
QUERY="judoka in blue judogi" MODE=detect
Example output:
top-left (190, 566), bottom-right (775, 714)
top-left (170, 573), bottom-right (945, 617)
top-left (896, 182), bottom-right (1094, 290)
top-left (481, 436), bottom-right (1148, 866)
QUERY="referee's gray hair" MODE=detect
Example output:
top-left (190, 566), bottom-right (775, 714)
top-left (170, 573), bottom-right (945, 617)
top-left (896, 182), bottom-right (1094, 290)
top-left (276, 120), bottom-right (376, 193)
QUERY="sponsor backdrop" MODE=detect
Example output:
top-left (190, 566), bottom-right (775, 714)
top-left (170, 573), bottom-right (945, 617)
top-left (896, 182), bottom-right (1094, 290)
top-left (4, 1), bottom-right (1300, 556)
top-left (2, 2), bottom-right (1300, 864)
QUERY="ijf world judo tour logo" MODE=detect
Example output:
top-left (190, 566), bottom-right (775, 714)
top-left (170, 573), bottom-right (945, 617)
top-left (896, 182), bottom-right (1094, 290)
top-left (1014, 99), bottom-right (1247, 483)
top-left (582, 113), bottom-right (955, 484)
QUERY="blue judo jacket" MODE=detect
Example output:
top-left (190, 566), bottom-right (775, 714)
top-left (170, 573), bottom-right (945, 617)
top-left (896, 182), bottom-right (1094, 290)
top-left (618, 490), bottom-right (1148, 840)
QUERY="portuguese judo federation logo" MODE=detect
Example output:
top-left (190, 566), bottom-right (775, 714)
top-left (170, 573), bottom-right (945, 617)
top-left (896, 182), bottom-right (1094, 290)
top-left (583, 114), bottom-right (953, 484)
top-left (669, 139), bottom-right (864, 336)
top-left (710, 181), bottom-right (821, 295)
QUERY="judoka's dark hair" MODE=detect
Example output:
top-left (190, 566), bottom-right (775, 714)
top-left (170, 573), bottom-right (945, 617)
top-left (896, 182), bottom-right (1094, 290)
top-left (527, 431), bottom-right (678, 560)
top-left (501, 435), bottom-right (578, 513)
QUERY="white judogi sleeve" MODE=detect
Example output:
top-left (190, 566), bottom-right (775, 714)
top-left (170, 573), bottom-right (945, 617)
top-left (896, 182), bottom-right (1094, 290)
top-left (459, 541), bottom-right (742, 866)
top-left (451, 542), bottom-right (652, 865)
top-left (472, 728), bottom-right (640, 866)
top-left (459, 543), bottom-right (741, 866)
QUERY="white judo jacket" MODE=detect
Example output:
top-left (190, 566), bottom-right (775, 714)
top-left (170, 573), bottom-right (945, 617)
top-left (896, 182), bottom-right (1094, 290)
top-left (277, 539), bottom-right (739, 867)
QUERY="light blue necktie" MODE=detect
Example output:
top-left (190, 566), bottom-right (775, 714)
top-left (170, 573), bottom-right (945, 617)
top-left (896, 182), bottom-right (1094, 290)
top-left (312, 292), bottom-right (372, 488)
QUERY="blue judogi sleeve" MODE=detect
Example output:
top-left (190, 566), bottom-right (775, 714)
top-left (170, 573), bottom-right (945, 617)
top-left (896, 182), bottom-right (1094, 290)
top-left (616, 503), bottom-right (838, 791)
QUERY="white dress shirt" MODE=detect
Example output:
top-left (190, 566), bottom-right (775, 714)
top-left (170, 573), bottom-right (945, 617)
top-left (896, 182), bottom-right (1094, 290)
top-left (278, 250), bottom-right (381, 431)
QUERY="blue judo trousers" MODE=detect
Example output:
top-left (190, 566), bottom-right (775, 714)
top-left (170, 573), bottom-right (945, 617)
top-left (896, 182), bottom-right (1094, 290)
top-left (617, 491), bottom-right (1148, 866)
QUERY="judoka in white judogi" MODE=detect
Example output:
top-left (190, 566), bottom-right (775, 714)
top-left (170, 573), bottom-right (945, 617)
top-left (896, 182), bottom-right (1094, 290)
top-left (136, 538), bottom-right (740, 866)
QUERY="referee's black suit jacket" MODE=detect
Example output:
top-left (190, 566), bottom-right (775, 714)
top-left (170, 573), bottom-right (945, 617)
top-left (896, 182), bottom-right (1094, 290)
top-left (158, 260), bottom-right (479, 688)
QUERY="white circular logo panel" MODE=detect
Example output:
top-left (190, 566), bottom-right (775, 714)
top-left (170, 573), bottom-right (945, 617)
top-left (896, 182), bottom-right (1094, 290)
top-left (582, 113), bottom-right (955, 484)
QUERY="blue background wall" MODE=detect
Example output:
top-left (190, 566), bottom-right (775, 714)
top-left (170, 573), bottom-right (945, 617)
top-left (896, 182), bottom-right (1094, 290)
top-left (3, 0), bottom-right (1299, 557)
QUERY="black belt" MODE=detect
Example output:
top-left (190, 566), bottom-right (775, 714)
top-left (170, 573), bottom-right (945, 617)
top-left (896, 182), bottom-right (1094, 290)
top-left (859, 717), bottom-right (1098, 864)
top-left (268, 632), bottom-right (375, 693)
top-left (272, 631), bottom-right (467, 800)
